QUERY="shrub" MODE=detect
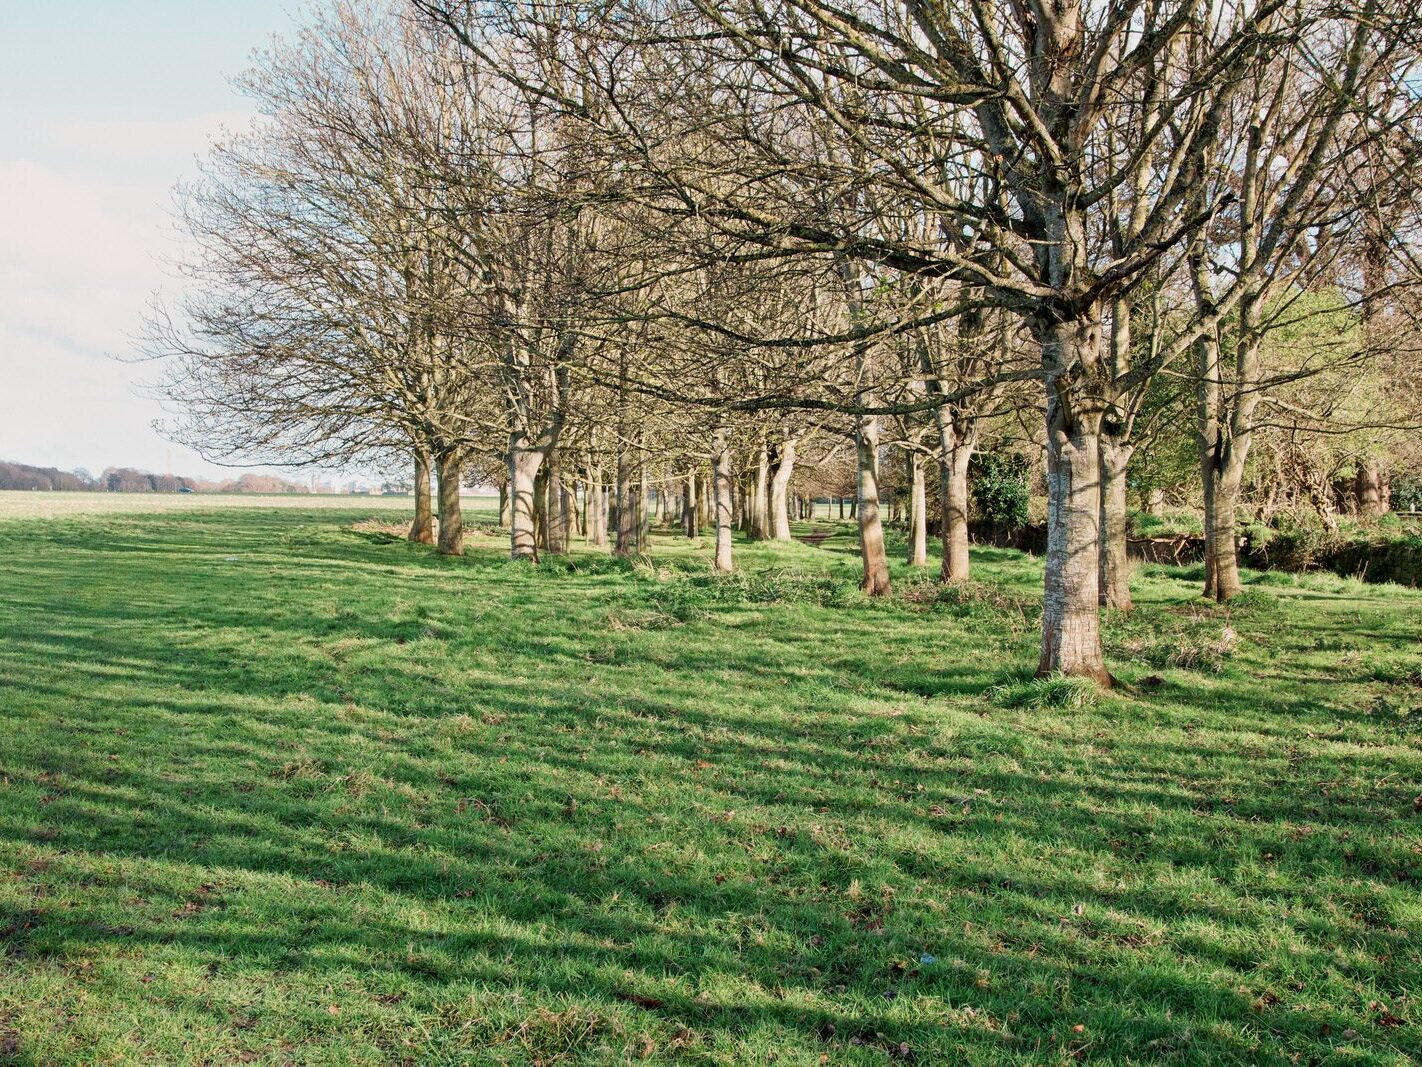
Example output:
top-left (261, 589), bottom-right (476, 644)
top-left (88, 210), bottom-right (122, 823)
top-left (1392, 474), bottom-right (1422, 512)
top-left (970, 451), bottom-right (1031, 530)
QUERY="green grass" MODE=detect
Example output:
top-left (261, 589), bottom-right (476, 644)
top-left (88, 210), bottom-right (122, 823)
top-left (1, 506), bottom-right (1419, 1064)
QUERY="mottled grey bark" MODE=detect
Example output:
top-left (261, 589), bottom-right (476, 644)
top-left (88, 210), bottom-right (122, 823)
top-left (1036, 314), bottom-right (1111, 683)
top-left (1099, 437), bottom-right (1134, 611)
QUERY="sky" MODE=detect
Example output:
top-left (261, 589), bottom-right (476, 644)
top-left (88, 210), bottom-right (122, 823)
top-left (0, 1), bottom-right (315, 480)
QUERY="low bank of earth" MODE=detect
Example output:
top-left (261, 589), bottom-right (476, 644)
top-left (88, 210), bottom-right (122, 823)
top-left (0, 505), bottom-right (1418, 1064)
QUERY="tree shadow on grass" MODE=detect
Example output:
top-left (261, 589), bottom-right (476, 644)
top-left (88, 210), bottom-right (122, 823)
top-left (1, 508), bottom-right (1419, 1062)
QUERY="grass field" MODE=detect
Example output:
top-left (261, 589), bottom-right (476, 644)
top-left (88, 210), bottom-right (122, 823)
top-left (0, 491), bottom-right (451, 521)
top-left (1, 502), bottom-right (1419, 1064)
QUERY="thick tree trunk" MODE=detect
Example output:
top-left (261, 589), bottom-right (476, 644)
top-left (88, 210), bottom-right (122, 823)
top-left (907, 452), bottom-right (927, 566)
top-left (711, 429), bottom-right (734, 573)
top-left (409, 451), bottom-right (435, 545)
top-left (435, 450), bottom-right (464, 556)
top-left (838, 497), bottom-right (845, 520)
top-left (508, 444), bottom-right (543, 561)
top-left (1201, 462), bottom-right (1244, 601)
top-left (1036, 317), bottom-right (1111, 683)
top-left (1098, 437), bottom-right (1134, 611)
top-left (855, 418), bottom-right (891, 597)
top-left (769, 437), bottom-right (796, 541)
top-left (1356, 465), bottom-right (1384, 517)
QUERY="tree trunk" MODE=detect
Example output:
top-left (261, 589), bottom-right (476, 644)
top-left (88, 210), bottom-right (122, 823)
top-left (855, 418), bottom-right (891, 597)
top-left (935, 414), bottom-right (975, 583)
top-left (508, 443), bottom-right (543, 561)
top-left (586, 469), bottom-right (607, 547)
top-left (546, 461), bottom-right (569, 555)
top-left (533, 466), bottom-right (549, 551)
top-left (769, 437), bottom-right (796, 541)
top-left (748, 440), bottom-right (770, 540)
top-left (614, 445), bottom-right (635, 557)
top-left (497, 477), bottom-right (511, 529)
top-left (907, 452), bottom-right (927, 566)
top-left (435, 450), bottom-right (464, 556)
top-left (683, 469), bottom-right (698, 538)
top-left (711, 429), bottom-right (734, 573)
top-left (1036, 316), bottom-right (1111, 683)
top-left (636, 460), bottom-right (650, 552)
top-left (698, 467), bottom-right (712, 531)
top-left (1201, 460), bottom-right (1244, 602)
top-left (409, 451), bottom-right (435, 545)
top-left (1356, 465), bottom-right (1384, 517)
top-left (1098, 437), bottom-right (1134, 611)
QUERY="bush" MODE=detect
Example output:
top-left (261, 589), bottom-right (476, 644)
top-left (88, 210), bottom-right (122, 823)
top-left (1392, 474), bottom-right (1422, 513)
top-left (970, 452), bottom-right (1031, 529)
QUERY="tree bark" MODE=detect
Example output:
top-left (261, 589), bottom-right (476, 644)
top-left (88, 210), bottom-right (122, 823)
top-left (614, 444), bottom-right (635, 557)
top-left (508, 442), bottom-right (543, 561)
top-left (497, 477), bottom-right (511, 529)
top-left (1035, 315), bottom-right (1111, 683)
top-left (907, 451), bottom-right (927, 566)
top-left (586, 467), bottom-right (607, 547)
top-left (769, 436), bottom-right (796, 541)
top-left (1195, 324), bottom-right (1251, 603)
top-left (408, 450), bottom-right (435, 545)
top-left (711, 428), bottom-right (734, 573)
top-left (1098, 438), bottom-right (1134, 611)
top-left (1356, 465), bottom-right (1384, 517)
top-left (545, 460), bottom-right (569, 555)
top-left (636, 459), bottom-right (650, 552)
top-left (1201, 460), bottom-right (1244, 601)
top-left (935, 411), bottom-right (975, 583)
top-left (748, 439), bottom-right (770, 540)
top-left (435, 450), bottom-right (464, 556)
top-left (683, 468), bottom-right (698, 537)
top-left (855, 418), bottom-right (891, 597)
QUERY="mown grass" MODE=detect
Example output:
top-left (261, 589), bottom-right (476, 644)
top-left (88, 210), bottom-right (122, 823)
top-left (0, 505), bottom-right (1419, 1065)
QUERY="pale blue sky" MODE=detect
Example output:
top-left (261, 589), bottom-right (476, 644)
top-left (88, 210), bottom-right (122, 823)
top-left (0, 1), bottom-right (324, 480)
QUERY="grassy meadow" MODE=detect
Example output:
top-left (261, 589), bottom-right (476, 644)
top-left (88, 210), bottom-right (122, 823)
top-left (0, 499), bottom-right (1419, 1064)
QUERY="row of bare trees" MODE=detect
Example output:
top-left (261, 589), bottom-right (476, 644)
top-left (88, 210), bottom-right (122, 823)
top-left (152, 0), bottom-right (1422, 684)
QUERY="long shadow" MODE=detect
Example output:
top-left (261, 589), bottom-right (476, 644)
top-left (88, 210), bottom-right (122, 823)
top-left (1, 507), bottom-right (1419, 1062)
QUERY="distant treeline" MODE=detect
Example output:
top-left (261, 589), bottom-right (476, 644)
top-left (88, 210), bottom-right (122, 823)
top-left (0, 461), bottom-right (310, 494)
